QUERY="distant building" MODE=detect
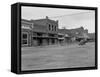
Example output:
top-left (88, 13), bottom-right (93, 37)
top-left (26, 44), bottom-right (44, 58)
top-left (87, 33), bottom-right (95, 42)
top-left (58, 27), bottom-right (89, 43)
top-left (58, 29), bottom-right (71, 44)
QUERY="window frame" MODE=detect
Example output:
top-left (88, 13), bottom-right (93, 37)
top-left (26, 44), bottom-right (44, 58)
top-left (22, 32), bottom-right (28, 46)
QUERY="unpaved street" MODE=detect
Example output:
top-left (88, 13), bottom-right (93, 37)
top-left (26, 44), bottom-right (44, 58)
top-left (21, 42), bottom-right (95, 70)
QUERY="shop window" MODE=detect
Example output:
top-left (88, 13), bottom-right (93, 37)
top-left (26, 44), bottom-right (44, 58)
top-left (22, 33), bottom-right (28, 45)
top-left (23, 34), bottom-right (27, 39)
top-left (22, 40), bottom-right (27, 44)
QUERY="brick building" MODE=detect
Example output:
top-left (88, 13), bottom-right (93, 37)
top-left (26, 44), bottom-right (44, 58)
top-left (21, 16), bottom-right (58, 47)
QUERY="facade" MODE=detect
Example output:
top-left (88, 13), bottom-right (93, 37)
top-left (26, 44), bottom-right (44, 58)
top-left (21, 19), bottom-right (33, 47)
top-left (58, 27), bottom-right (89, 43)
top-left (58, 32), bottom-right (71, 45)
top-left (21, 16), bottom-right (58, 47)
top-left (87, 33), bottom-right (95, 42)
top-left (21, 16), bottom-right (89, 47)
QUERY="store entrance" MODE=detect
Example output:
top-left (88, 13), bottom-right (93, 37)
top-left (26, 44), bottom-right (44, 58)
top-left (38, 38), bottom-right (42, 46)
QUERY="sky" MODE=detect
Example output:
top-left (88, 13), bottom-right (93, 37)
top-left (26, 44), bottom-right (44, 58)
top-left (21, 6), bottom-right (95, 33)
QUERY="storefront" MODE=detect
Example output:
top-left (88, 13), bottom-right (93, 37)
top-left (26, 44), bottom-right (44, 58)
top-left (21, 19), bottom-right (33, 47)
top-left (21, 17), bottom-right (58, 47)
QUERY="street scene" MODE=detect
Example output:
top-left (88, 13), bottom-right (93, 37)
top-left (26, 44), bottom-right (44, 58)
top-left (21, 6), bottom-right (95, 70)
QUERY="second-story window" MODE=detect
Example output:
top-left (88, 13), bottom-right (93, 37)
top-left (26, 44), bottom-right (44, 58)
top-left (52, 25), bottom-right (53, 31)
top-left (55, 26), bottom-right (56, 31)
top-left (49, 24), bottom-right (51, 31)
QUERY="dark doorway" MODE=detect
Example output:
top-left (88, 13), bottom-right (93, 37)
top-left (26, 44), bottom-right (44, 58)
top-left (38, 38), bottom-right (42, 46)
top-left (52, 39), bottom-right (55, 44)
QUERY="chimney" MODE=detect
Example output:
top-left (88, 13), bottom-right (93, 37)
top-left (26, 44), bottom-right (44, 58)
top-left (46, 16), bottom-right (49, 19)
top-left (80, 26), bottom-right (84, 30)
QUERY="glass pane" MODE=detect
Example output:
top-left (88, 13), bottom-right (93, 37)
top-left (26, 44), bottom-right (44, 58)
top-left (23, 34), bottom-right (27, 39)
top-left (22, 40), bottom-right (27, 44)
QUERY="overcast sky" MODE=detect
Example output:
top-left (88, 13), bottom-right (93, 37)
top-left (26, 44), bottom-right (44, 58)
top-left (21, 6), bottom-right (95, 33)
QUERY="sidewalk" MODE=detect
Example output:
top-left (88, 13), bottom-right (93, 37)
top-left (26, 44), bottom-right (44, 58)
top-left (22, 43), bottom-right (79, 50)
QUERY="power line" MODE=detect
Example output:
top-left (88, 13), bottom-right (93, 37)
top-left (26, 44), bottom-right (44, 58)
top-left (49, 11), bottom-right (93, 18)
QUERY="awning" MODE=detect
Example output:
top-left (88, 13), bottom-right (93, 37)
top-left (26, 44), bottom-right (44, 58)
top-left (58, 37), bottom-right (65, 40)
top-left (58, 33), bottom-right (64, 36)
top-left (64, 34), bottom-right (69, 37)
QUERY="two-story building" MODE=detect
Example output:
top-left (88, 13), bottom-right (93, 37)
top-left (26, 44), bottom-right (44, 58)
top-left (21, 16), bottom-right (58, 47)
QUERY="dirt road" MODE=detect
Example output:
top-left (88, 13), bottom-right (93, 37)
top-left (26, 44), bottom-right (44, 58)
top-left (21, 42), bottom-right (95, 70)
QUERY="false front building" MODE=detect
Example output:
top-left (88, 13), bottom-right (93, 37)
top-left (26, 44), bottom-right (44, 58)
top-left (21, 16), bottom-right (58, 47)
top-left (58, 27), bottom-right (89, 44)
